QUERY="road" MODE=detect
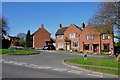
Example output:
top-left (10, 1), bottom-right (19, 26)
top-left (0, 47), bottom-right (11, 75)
top-left (1, 50), bottom-right (117, 78)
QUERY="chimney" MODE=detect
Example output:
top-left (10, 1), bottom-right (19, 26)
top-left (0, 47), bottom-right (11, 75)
top-left (41, 24), bottom-right (44, 28)
top-left (82, 23), bottom-right (85, 28)
top-left (58, 24), bottom-right (62, 29)
top-left (81, 22), bottom-right (85, 29)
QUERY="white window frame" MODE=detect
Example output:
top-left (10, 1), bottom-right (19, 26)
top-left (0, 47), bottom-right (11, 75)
top-left (102, 34), bottom-right (110, 40)
top-left (57, 35), bottom-right (63, 39)
top-left (86, 35), bottom-right (93, 40)
top-left (70, 33), bottom-right (75, 38)
top-left (58, 43), bottom-right (63, 48)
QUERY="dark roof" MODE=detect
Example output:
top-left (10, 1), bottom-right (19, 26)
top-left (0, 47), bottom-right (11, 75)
top-left (55, 24), bottom-right (82, 36)
top-left (55, 27), bottom-right (68, 35)
top-left (8, 36), bottom-right (20, 40)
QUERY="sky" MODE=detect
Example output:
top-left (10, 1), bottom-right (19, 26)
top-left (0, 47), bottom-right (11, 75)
top-left (2, 2), bottom-right (99, 38)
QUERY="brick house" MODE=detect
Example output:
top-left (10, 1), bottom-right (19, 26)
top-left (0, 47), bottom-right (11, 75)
top-left (55, 24), bottom-right (82, 50)
top-left (33, 24), bottom-right (51, 49)
top-left (55, 23), bottom-right (114, 54)
top-left (80, 23), bottom-right (114, 54)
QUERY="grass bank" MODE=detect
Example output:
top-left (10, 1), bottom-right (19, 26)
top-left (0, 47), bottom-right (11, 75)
top-left (0, 49), bottom-right (39, 55)
top-left (65, 58), bottom-right (119, 75)
top-left (80, 66), bottom-right (118, 75)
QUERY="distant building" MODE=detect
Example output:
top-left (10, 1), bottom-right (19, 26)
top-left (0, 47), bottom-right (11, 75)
top-left (5, 35), bottom-right (20, 46)
top-left (32, 24), bottom-right (53, 49)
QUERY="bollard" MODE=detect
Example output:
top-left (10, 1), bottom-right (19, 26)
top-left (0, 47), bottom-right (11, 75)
top-left (83, 52), bottom-right (87, 60)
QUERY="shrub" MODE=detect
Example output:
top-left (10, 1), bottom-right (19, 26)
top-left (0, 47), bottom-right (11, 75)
top-left (102, 49), bottom-right (110, 52)
top-left (59, 48), bottom-right (64, 51)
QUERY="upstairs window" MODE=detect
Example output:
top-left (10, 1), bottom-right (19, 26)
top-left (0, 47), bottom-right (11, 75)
top-left (102, 34), bottom-right (110, 40)
top-left (70, 33), bottom-right (75, 38)
top-left (86, 35), bottom-right (93, 40)
top-left (58, 35), bottom-right (63, 39)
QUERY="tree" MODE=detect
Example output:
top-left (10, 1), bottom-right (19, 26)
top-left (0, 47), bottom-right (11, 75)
top-left (16, 33), bottom-right (26, 47)
top-left (89, 2), bottom-right (120, 44)
top-left (89, 2), bottom-right (119, 27)
top-left (0, 18), bottom-right (9, 37)
top-left (0, 18), bottom-right (11, 48)
top-left (17, 33), bottom-right (26, 41)
top-left (26, 30), bottom-right (32, 47)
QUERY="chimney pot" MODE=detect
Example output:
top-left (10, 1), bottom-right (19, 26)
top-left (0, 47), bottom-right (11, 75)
top-left (81, 22), bottom-right (85, 29)
top-left (41, 24), bottom-right (44, 28)
top-left (59, 24), bottom-right (62, 29)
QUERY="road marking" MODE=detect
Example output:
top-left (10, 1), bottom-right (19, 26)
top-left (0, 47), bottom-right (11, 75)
top-left (4, 61), bottom-right (16, 64)
top-left (52, 68), bottom-right (67, 71)
top-left (2, 59), bottom-right (103, 77)
top-left (28, 64), bottom-right (40, 68)
top-left (87, 74), bottom-right (103, 77)
top-left (19, 62), bottom-right (27, 65)
top-left (12, 62), bottom-right (23, 66)
top-left (38, 66), bottom-right (51, 69)
top-left (68, 70), bottom-right (81, 74)
top-left (0, 59), bottom-right (3, 63)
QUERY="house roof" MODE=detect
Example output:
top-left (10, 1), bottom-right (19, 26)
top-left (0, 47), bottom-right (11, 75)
top-left (32, 27), bottom-right (51, 36)
top-left (55, 27), bottom-right (68, 35)
top-left (7, 35), bottom-right (20, 40)
top-left (55, 24), bottom-right (81, 36)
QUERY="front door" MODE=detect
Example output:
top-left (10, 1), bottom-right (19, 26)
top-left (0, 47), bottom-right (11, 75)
top-left (67, 43), bottom-right (70, 50)
top-left (93, 44), bottom-right (99, 53)
top-left (66, 42), bottom-right (70, 50)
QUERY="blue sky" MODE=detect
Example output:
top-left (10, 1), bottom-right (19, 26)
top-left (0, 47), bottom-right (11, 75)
top-left (2, 2), bottom-right (99, 38)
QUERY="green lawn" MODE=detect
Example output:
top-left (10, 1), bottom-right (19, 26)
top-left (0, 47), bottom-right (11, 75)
top-left (66, 58), bottom-right (118, 68)
top-left (0, 49), bottom-right (39, 55)
top-left (65, 58), bottom-right (119, 75)
top-left (80, 66), bottom-right (118, 75)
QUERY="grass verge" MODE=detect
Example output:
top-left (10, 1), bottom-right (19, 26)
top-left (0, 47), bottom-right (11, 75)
top-left (80, 66), bottom-right (118, 75)
top-left (65, 58), bottom-right (119, 75)
top-left (0, 49), bottom-right (39, 55)
top-left (66, 58), bottom-right (118, 68)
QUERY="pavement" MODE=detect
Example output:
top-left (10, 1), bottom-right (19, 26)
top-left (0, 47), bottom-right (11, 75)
top-left (1, 50), bottom-right (118, 78)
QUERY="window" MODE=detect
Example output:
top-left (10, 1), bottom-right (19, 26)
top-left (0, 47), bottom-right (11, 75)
top-left (84, 44), bottom-right (89, 50)
top-left (103, 44), bottom-right (110, 50)
top-left (70, 33), bottom-right (75, 38)
top-left (102, 34), bottom-right (110, 40)
top-left (73, 41), bottom-right (78, 48)
top-left (86, 35), bottom-right (93, 40)
top-left (57, 35), bottom-right (63, 39)
top-left (58, 43), bottom-right (63, 48)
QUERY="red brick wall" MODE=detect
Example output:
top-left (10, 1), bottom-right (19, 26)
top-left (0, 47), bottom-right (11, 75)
top-left (55, 35), bottom-right (65, 50)
top-left (101, 34), bottom-right (114, 54)
top-left (56, 24), bottom-right (81, 50)
top-left (79, 24), bottom-right (114, 54)
top-left (64, 24), bottom-right (81, 50)
top-left (33, 27), bottom-right (50, 49)
top-left (55, 23), bottom-right (114, 54)
top-left (79, 25), bottom-right (100, 53)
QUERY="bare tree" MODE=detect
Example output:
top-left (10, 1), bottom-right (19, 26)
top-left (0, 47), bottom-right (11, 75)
top-left (0, 18), bottom-right (9, 37)
top-left (89, 2), bottom-right (120, 41)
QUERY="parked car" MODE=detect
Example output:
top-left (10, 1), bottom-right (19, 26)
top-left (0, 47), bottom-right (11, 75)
top-left (43, 45), bottom-right (56, 50)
